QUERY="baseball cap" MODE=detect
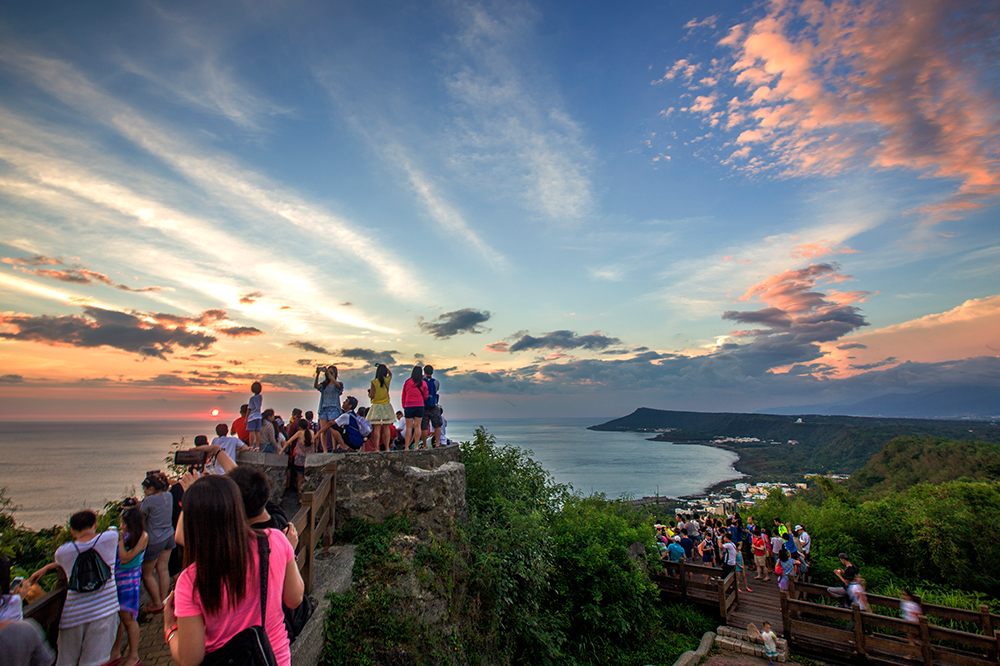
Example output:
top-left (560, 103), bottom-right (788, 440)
top-left (673, 536), bottom-right (681, 542)
top-left (794, 524), bottom-right (803, 531)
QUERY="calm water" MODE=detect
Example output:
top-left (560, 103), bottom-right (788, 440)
top-left (0, 418), bottom-right (740, 528)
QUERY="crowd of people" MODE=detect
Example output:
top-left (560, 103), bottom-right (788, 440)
top-left (0, 361), bottom-right (461, 666)
top-left (655, 513), bottom-right (817, 593)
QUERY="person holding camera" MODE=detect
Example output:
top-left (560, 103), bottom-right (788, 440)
top-left (314, 365), bottom-right (343, 452)
top-left (140, 471), bottom-right (174, 614)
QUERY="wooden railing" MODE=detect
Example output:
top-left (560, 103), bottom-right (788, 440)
top-left (290, 464), bottom-right (337, 593)
top-left (22, 571), bottom-right (67, 648)
top-left (651, 560), bottom-right (739, 620)
top-left (781, 583), bottom-right (1000, 666)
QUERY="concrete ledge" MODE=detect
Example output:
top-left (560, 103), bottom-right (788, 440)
top-left (672, 630), bottom-right (716, 666)
top-left (714, 625), bottom-right (788, 662)
top-left (291, 545), bottom-right (356, 666)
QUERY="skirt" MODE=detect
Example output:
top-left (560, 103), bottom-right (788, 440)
top-left (367, 401), bottom-right (395, 425)
top-left (116, 566), bottom-right (142, 618)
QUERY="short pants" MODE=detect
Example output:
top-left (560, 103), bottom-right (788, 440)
top-left (143, 534), bottom-right (175, 563)
top-left (246, 418), bottom-right (262, 432)
top-left (421, 404), bottom-right (443, 430)
top-left (403, 406), bottom-right (424, 419)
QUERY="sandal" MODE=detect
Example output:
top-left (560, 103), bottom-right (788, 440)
top-left (143, 603), bottom-right (164, 614)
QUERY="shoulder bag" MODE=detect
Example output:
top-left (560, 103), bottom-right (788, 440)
top-left (202, 532), bottom-right (278, 666)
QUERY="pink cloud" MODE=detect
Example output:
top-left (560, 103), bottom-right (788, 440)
top-left (791, 240), bottom-right (860, 259)
top-left (485, 341), bottom-right (510, 352)
top-left (671, 0), bottom-right (1000, 220)
top-left (737, 262), bottom-right (868, 314)
top-left (824, 294), bottom-right (1000, 375)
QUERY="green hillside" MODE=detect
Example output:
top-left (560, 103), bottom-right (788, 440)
top-left (590, 408), bottom-right (1000, 477)
top-left (849, 436), bottom-right (1000, 497)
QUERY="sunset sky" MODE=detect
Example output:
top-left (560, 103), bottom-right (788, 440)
top-left (1, 0), bottom-right (998, 420)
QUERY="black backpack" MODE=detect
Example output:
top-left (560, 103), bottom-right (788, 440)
top-left (68, 538), bottom-right (112, 593)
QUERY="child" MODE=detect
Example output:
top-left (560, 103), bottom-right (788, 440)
top-left (761, 621), bottom-right (778, 665)
top-left (111, 502), bottom-right (148, 666)
top-left (736, 548), bottom-right (753, 593)
top-left (281, 419), bottom-right (314, 492)
top-left (901, 589), bottom-right (922, 645)
top-left (247, 381), bottom-right (263, 451)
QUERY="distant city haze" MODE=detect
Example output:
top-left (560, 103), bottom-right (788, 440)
top-left (0, 0), bottom-right (998, 420)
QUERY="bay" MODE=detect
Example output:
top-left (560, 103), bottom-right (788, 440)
top-left (0, 417), bottom-right (740, 529)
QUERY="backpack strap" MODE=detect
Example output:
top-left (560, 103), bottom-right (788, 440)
top-left (256, 532), bottom-right (270, 627)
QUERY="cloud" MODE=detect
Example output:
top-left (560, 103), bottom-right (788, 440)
top-left (790, 241), bottom-right (860, 259)
top-left (0, 374), bottom-right (25, 383)
top-left (508, 330), bottom-right (623, 353)
top-left (720, 263), bottom-right (871, 373)
top-left (0, 306), bottom-right (217, 359)
top-left (837, 342), bottom-right (868, 350)
top-left (5, 256), bottom-right (170, 292)
top-left (239, 291), bottom-right (263, 304)
top-left (666, 0), bottom-right (1000, 220)
top-left (217, 326), bottom-right (264, 337)
top-left (1, 255), bottom-right (62, 266)
top-left (485, 341), bottom-right (510, 353)
top-left (417, 308), bottom-right (492, 339)
top-left (337, 348), bottom-right (398, 366)
top-left (287, 341), bottom-right (329, 355)
top-left (851, 357), bottom-right (898, 371)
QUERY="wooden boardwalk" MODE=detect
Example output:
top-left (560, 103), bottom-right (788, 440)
top-left (727, 574), bottom-right (785, 634)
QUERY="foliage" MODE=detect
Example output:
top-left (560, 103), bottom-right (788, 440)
top-left (0, 489), bottom-right (128, 589)
top-left (321, 428), bottom-right (711, 666)
top-left (849, 436), bottom-right (1000, 498)
top-left (745, 477), bottom-right (1000, 599)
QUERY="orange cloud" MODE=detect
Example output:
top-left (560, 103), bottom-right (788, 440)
top-left (678, 0), bottom-right (1000, 220)
top-left (738, 262), bottom-right (868, 314)
top-left (825, 294), bottom-right (1000, 375)
top-left (485, 341), bottom-right (510, 352)
top-left (791, 240), bottom-right (860, 259)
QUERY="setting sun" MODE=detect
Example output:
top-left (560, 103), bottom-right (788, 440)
top-left (211, 409), bottom-right (219, 416)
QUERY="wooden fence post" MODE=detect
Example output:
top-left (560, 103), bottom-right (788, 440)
top-left (780, 590), bottom-right (791, 643)
top-left (717, 575), bottom-right (727, 620)
top-left (300, 491), bottom-right (315, 594)
top-left (979, 604), bottom-right (996, 663)
top-left (853, 603), bottom-right (866, 656)
top-left (325, 464), bottom-right (337, 548)
top-left (679, 560), bottom-right (687, 602)
top-left (918, 615), bottom-right (933, 666)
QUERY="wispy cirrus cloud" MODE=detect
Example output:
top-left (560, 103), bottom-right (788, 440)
top-left (4, 255), bottom-right (170, 292)
top-left (665, 0), bottom-right (1000, 221)
top-left (442, 2), bottom-right (595, 223)
top-left (0, 47), bottom-right (423, 302)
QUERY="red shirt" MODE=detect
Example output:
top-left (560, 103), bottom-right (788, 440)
top-left (231, 416), bottom-right (248, 443)
top-left (401, 378), bottom-right (429, 408)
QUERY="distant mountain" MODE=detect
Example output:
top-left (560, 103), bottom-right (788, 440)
top-left (590, 407), bottom-right (1000, 478)
top-left (759, 385), bottom-right (1000, 420)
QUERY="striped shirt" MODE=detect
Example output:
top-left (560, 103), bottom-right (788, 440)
top-left (55, 531), bottom-right (119, 628)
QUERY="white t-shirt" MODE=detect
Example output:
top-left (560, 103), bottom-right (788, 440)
top-left (394, 417), bottom-right (406, 433)
top-left (209, 435), bottom-right (246, 474)
top-left (0, 594), bottom-right (22, 621)
top-left (722, 542), bottom-right (739, 566)
top-left (55, 531), bottom-right (119, 628)
top-left (761, 629), bottom-right (777, 654)
top-left (901, 599), bottom-right (920, 623)
top-left (335, 412), bottom-right (373, 437)
top-left (798, 531), bottom-right (811, 554)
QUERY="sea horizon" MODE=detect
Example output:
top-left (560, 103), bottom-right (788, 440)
top-left (0, 416), bottom-right (741, 529)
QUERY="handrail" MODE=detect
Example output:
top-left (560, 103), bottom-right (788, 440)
top-left (790, 579), bottom-right (1000, 636)
top-left (781, 591), bottom-right (1000, 666)
top-left (290, 464), bottom-right (338, 594)
top-left (652, 560), bottom-right (739, 620)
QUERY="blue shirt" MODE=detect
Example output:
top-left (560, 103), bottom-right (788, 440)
top-left (666, 542), bottom-right (685, 562)
top-left (248, 394), bottom-right (262, 421)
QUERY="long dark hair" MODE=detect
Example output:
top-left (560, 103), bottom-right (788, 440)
top-left (182, 475), bottom-right (254, 615)
top-left (121, 507), bottom-right (145, 550)
top-left (410, 365), bottom-right (423, 386)
top-left (320, 365), bottom-right (338, 390)
top-left (298, 419), bottom-right (313, 448)
top-left (375, 364), bottom-right (389, 389)
top-left (142, 470), bottom-right (169, 493)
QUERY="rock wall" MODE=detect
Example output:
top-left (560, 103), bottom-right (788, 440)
top-left (236, 446), bottom-right (467, 540)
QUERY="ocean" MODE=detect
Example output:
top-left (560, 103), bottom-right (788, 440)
top-left (0, 417), bottom-right (741, 529)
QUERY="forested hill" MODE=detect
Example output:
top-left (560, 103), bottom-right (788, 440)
top-left (848, 436), bottom-right (1000, 498)
top-left (589, 408), bottom-right (1000, 476)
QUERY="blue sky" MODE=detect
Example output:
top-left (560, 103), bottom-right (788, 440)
top-left (0, 0), bottom-right (998, 420)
